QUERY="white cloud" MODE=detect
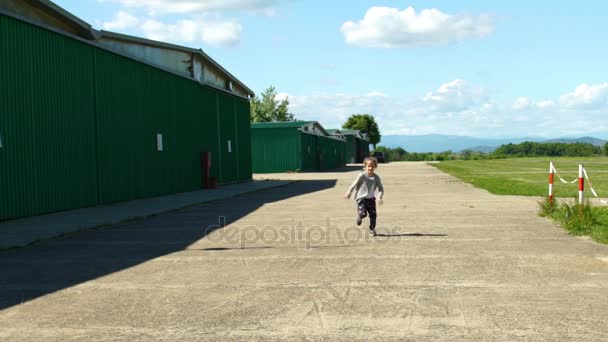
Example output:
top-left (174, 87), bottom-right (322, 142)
top-left (559, 83), bottom-right (608, 110)
top-left (535, 100), bottom-right (555, 109)
top-left (100, 0), bottom-right (287, 14)
top-left (513, 98), bottom-right (556, 110)
top-left (341, 6), bottom-right (495, 48)
top-left (366, 91), bottom-right (388, 97)
top-left (286, 92), bottom-right (399, 129)
top-left (102, 11), bottom-right (139, 30)
top-left (422, 79), bottom-right (489, 112)
top-left (275, 92), bottom-right (289, 102)
top-left (281, 81), bottom-right (608, 138)
top-left (131, 16), bottom-right (242, 46)
top-left (512, 97), bottom-right (531, 110)
top-left (98, 0), bottom-right (288, 46)
top-left (198, 19), bottom-right (242, 46)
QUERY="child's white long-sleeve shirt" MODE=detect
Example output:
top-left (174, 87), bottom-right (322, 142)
top-left (346, 172), bottom-right (384, 201)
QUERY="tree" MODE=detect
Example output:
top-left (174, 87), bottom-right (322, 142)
top-left (393, 147), bottom-right (407, 159)
top-left (342, 114), bottom-right (381, 148)
top-left (250, 86), bottom-right (295, 122)
top-left (492, 141), bottom-right (602, 158)
top-left (604, 142), bottom-right (608, 156)
top-left (461, 149), bottom-right (473, 160)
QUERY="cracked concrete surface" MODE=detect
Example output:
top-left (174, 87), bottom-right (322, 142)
top-left (1, 162), bottom-right (607, 341)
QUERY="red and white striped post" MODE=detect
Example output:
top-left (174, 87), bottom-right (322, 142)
top-left (578, 164), bottom-right (584, 205)
top-left (548, 161), bottom-right (555, 204)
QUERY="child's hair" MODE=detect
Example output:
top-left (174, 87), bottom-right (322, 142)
top-left (363, 157), bottom-right (378, 168)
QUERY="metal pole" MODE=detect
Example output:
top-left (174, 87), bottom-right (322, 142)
top-left (548, 161), bottom-right (554, 204)
top-left (578, 164), bottom-right (584, 205)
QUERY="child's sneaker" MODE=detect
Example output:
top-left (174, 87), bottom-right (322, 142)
top-left (369, 228), bottom-right (377, 236)
top-left (356, 214), bottom-right (362, 226)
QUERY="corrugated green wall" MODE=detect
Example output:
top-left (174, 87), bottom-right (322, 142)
top-left (332, 138), bottom-right (346, 169)
top-left (0, 12), bottom-right (98, 220)
top-left (215, 92), bottom-right (251, 184)
top-left (300, 132), bottom-right (318, 171)
top-left (317, 136), bottom-right (345, 170)
top-left (356, 138), bottom-right (370, 163)
top-left (345, 135), bottom-right (356, 164)
top-left (251, 127), bottom-right (300, 173)
top-left (251, 128), bottom-right (346, 173)
top-left (95, 48), bottom-right (229, 203)
top-left (0, 13), bottom-right (251, 221)
top-left (235, 98), bottom-right (252, 181)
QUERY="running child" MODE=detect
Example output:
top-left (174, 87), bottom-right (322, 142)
top-left (344, 157), bottom-right (384, 236)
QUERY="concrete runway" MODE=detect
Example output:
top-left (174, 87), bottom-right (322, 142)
top-left (1, 162), bottom-right (608, 341)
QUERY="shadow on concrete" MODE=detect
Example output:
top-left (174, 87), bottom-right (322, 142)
top-left (0, 180), bottom-right (337, 310)
top-left (318, 165), bottom-right (364, 173)
top-left (375, 233), bottom-right (448, 237)
top-left (287, 165), bottom-right (364, 174)
top-left (199, 244), bottom-right (361, 251)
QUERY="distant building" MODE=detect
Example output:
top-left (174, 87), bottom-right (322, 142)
top-left (327, 129), bottom-right (370, 163)
top-left (251, 122), bottom-right (346, 173)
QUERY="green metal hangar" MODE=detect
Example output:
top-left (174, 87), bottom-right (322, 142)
top-left (0, 0), bottom-right (254, 221)
top-left (327, 129), bottom-right (370, 164)
top-left (251, 122), bottom-right (346, 173)
top-left (91, 30), bottom-right (254, 188)
top-left (341, 130), bottom-right (371, 163)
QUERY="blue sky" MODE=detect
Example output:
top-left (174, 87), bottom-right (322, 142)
top-left (54, 0), bottom-right (608, 138)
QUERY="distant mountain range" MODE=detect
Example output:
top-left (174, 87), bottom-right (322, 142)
top-left (380, 134), bottom-right (608, 153)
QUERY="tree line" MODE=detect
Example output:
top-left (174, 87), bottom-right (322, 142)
top-left (375, 141), bottom-right (608, 162)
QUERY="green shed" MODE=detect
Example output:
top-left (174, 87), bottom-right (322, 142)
top-left (327, 129), bottom-right (370, 163)
top-left (0, 6), bottom-right (252, 221)
top-left (355, 132), bottom-right (371, 163)
top-left (251, 121), bottom-right (346, 173)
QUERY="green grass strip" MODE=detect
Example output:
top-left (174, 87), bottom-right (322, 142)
top-left (429, 157), bottom-right (608, 244)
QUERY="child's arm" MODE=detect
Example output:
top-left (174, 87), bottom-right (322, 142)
top-left (344, 173), bottom-right (363, 199)
top-left (376, 175), bottom-right (385, 205)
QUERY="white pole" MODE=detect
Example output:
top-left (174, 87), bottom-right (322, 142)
top-left (578, 164), bottom-right (584, 205)
top-left (548, 161), bottom-right (554, 204)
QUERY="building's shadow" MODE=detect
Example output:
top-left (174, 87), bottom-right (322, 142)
top-left (317, 165), bottom-right (364, 173)
top-left (375, 233), bottom-right (447, 237)
top-left (0, 180), bottom-right (337, 310)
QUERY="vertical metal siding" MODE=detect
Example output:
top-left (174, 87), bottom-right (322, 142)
top-left (356, 138), bottom-right (370, 163)
top-left (317, 136), bottom-right (329, 170)
top-left (95, 48), bottom-right (226, 202)
top-left (95, 48), bottom-right (151, 203)
top-left (251, 128), bottom-right (300, 173)
top-left (336, 139), bottom-right (346, 168)
top-left (1, 13), bottom-right (252, 220)
top-left (0, 14), bottom-right (35, 220)
top-left (1, 14), bottom-right (98, 221)
top-left (234, 98), bottom-right (252, 181)
top-left (300, 132), bottom-right (318, 171)
top-left (217, 92), bottom-right (237, 183)
top-left (318, 136), bottom-right (328, 170)
top-left (345, 135), bottom-right (356, 163)
top-left (199, 86), bottom-right (221, 185)
top-left (316, 136), bottom-right (346, 170)
top-left (331, 138), bottom-right (346, 169)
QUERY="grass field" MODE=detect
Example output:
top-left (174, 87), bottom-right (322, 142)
top-left (429, 157), bottom-right (608, 198)
top-left (429, 157), bottom-right (608, 244)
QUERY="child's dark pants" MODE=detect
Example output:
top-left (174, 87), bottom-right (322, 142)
top-left (357, 198), bottom-right (377, 230)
